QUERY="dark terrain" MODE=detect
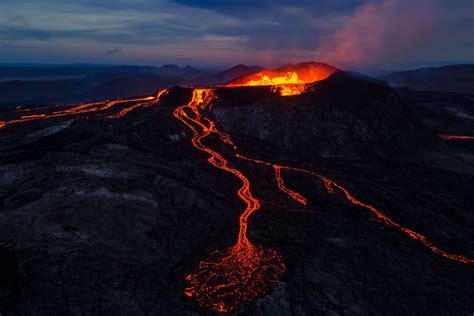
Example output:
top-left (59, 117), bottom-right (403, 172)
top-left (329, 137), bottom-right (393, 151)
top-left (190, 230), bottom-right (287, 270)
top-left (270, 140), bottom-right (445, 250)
top-left (379, 64), bottom-right (474, 95)
top-left (0, 67), bottom-right (473, 315)
top-left (0, 64), bottom-right (264, 109)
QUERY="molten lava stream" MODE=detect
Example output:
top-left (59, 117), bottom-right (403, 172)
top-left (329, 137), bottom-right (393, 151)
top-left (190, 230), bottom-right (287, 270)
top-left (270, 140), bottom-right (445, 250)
top-left (0, 95), bottom-right (156, 129)
top-left (174, 89), bottom-right (285, 313)
top-left (439, 134), bottom-right (474, 140)
top-left (236, 154), bottom-right (474, 265)
top-left (274, 166), bottom-right (307, 205)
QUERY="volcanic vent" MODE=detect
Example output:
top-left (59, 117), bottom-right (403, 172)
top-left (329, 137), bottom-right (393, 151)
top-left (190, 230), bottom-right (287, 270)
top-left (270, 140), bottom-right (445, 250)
top-left (227, 62), bottom-right (339, 96)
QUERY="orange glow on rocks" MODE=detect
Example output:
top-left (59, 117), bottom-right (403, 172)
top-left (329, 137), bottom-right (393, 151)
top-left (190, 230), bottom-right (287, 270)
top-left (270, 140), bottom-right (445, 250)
top-left (174, 89), bottom-right (285, 313)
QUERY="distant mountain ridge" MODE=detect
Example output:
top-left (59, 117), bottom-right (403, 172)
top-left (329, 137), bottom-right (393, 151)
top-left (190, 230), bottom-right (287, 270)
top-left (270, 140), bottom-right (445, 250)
top-left (379, 64), bottom-right (474, 94)
top-left (0, 64), bottom-right (267, 108)
top-left (195, 65), bottom-right (264, 85)
top-left (0, 64), bottom-right (207, 82)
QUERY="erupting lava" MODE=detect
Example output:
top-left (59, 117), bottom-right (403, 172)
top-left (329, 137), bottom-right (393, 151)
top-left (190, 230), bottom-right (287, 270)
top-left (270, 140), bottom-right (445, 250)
top-left (227, 62), bottom-right (338, 96)
top-left (245, 72), bottom-right (303, 86)
top-left (174, 89), bottom-right (285, 313)
top-left (229, 71), bottom-right (306, 96)
top-left (439, 134), bottom-right (474, 141)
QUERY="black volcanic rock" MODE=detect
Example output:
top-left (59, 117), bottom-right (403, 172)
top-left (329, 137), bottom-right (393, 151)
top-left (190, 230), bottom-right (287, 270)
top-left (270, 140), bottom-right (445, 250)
top-left (0, 75), bottom-right (473, 315)
top-left (212, 72), bottom-right (431, 161)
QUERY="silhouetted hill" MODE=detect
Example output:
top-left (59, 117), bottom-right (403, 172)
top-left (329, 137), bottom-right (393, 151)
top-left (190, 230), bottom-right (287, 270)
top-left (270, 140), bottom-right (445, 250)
top-left (83, 75), bottom-right (183, 100)
top-left (380, 64), bottom-right (474, 94)
top-left (156, 64), bottom-right (206, 80)
top-left (0, 64), bottom-right (206, 82)
top-left (0, 79), bottom-right (93, 107)
top-left (196, 64), bottom-right (264, 85)
top-left (0, 74), bottom-right (184, 108)
top-left (214, 71), bottom-right (431, 161)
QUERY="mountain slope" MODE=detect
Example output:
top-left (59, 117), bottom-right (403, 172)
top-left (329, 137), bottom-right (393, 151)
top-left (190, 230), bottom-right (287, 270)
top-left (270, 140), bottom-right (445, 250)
top-left (0, 64), bottom-right (473, 315)
top-left (195, 64), bottom-right (264, 85)
top-left (0, 79), bottom-right (93, 107)
top-left (214, 71), bottom-right (430, 160)
top-left (380, 64), bottom-right (474, 94)
top-left (83, 75), bottom-right (183, 101)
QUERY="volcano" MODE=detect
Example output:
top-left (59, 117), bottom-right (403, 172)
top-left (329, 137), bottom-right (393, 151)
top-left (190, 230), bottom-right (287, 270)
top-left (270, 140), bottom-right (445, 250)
top-left (0, 62), bottom-right (473, 315)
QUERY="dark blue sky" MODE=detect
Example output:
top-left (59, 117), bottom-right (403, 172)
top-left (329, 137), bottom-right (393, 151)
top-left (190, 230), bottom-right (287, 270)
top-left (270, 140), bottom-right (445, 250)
top-left (0, 0), bottom-right (472, 69)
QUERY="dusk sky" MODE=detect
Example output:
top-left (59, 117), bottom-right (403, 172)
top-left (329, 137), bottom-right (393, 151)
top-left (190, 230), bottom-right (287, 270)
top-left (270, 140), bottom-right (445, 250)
top-left (0, 0), bottom-right (472, 70)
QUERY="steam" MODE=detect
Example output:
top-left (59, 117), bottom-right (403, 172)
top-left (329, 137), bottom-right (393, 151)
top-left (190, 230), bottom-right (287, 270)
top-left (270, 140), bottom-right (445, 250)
top-left (319, 0), bottom-right (448, 67)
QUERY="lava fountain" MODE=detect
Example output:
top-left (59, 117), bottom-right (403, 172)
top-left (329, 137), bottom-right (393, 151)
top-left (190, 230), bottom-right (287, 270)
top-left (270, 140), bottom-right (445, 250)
top-left (174, 89), bottom-right (285, 313)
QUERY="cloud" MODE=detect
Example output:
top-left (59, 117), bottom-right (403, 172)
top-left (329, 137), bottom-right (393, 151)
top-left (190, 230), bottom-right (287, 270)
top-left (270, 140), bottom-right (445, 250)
top-left (0, 0), bottom-right (471, 67)
top-left (105, 48), bottom-right (122, 54)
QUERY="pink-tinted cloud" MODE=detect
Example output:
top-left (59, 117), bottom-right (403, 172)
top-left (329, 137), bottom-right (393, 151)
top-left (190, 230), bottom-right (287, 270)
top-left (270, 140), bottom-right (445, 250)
top-left (319, 0), bottom-right (458, 67)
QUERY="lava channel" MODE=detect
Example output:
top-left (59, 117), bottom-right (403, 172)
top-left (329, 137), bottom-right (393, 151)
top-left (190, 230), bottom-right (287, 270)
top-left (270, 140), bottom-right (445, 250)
top-left (174, 89), bottom-right (285, 313)
top-left (236, 154), bottom-right (474, 265)
top-left (439, 134), bottom-right (474, 140)
top-left (0, 94), bottom-right (161, 129)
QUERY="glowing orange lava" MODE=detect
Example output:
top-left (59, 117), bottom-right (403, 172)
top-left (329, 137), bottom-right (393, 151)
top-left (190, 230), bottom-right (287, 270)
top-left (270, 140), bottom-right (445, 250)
top-left (439, 134), bottom-right (474, 140)
top-left (245, 72), bottom-right (303, 86)
top-left (174, 89), bottom-right (285, 312)
top-left (228, 72), bottom-right (306, 96)
top-left (0, 95), bottom-right (157, 129)
top-left (274, 166), bottom-right (307, 205)
top-left (236, 154), bottom-right (474, 265)
top-left (107, 90), bottom-right (168, 119)
top-left (227, 63), bottom-right (338, 96)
